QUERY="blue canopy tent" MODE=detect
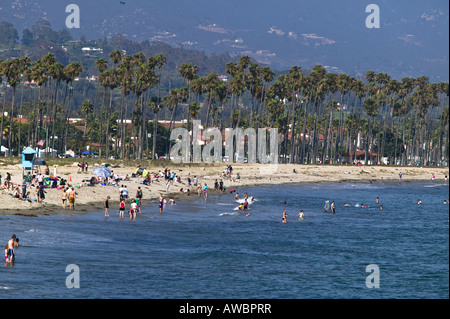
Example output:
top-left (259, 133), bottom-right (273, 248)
top-left (81, 150), bottom-right (98, 156)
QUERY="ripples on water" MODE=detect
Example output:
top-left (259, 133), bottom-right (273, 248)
top-left (0, 182), bottom-right (448, 299)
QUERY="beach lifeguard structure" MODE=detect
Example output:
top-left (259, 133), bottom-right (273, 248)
top-left (22, 146), bottom-right (38, 178)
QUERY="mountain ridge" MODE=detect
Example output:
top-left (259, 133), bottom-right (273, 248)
top-left (0, 0), bottom-right (448, 82)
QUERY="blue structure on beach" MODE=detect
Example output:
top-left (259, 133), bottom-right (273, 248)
top-left (22, 147), bottom-right (38, 171)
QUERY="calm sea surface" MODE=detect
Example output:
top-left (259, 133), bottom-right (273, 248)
top-left (1, 181), bottom-right (448, 299)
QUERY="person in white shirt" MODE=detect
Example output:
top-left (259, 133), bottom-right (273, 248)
top-left (130, 199), bottom-right (137, 219)
top-left (37, 173), bottom-right (44, 187)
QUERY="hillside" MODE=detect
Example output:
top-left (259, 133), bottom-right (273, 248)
top-left (0, 0), bottom-right (448, 82)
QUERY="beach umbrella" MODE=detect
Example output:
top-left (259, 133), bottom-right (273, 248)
top-left (93, 166), bottom-right (112, 179)
top-left (44, 176), bottom-right (59, 181)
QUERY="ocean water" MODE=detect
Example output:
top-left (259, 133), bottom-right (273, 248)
top-left (0, 181), bottom-right (448, 299)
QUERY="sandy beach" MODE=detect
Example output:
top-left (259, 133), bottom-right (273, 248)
top-left (0, 161), bottom-right (448, 216)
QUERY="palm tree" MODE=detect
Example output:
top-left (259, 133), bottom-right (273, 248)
top-left (148, 97), bottom-right (160, 159)
top-left (259, 66), bottom-right (275, 128)
top-left (117, 55), bottom-right (134, 158)
top-left (81, 100), bottom-right (94, 155)
top-left (17, 57), bottom-right (31, 154)
top-left (95, 58), bottom-right (109, 157)
top-left (152, 54), bottom-right (167, 160)
top-left (62, 62), bottom-right (83, 153)
top-left (364, 96), bottom-right (379, 164)
top-left (203, 73), bottom-right (219, 128)
top-left (0, 60), bottom-right (7, 149)
top-left (178, 63), bottom-right (199, 136)
top-left (98, 67), bottom-right (120, 159)
top-left (163, 87), bottom-right (188, 156)
top-left (47, 60), bottom-right (65, 157)
top-left (2, 58), bottom-right (26, 155)
top-left (440, 105), bottom-right (449, 164)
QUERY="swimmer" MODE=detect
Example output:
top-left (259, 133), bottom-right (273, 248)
top-left (417, 199), bottom-right (422, 205)
top-left (298, 210), bottom-right (304, 221)
top-left (282, 209), bottom-right (288, 223)
top-left (243, 199), bottom-right (248, 210)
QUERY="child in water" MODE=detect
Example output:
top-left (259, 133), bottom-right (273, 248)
top-left (298, 210), bottom-right (304, 221)
top-left (4, 244), bottom-right (10, 262)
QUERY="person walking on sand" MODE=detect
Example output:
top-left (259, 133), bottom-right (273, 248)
top-left (21, 179), bottom-right (27, 201)
top-left (36, 186), bottom-right (41, 203)
top-left (68, 187), bottom-right (76, 210)
top-left (104, 196), bottom-right (110, 217)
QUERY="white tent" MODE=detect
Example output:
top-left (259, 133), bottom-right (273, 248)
top-left (38, 147), bottom-right (57, 158)
top-left (1, 145), bottom-right (10, 156)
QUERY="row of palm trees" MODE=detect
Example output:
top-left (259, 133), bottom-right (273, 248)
top-left (0, 51), bottom-right (448, 165)
top-left (0, 54), bottom-right (82, 157)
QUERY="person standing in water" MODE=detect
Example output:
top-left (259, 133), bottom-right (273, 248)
top-left (6, 235), bottom-right (16, 263)
top-left (119, 199), bottom-right (125, 219)
top-left (158, 194), bottom-right (164, 214)
top-left (202, 183), bottom-right (208, 200)
top-left (104, 196), bottom-right (110, 217)
top-left (298, 210), bottom-right (304, 221)
top-left (330, 201), bottom-right (336, 214)
top-left (282, 209), bottom-right (288, 223)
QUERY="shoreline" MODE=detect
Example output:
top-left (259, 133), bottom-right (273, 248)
top-left (1, 163), bottom-right (448, 216)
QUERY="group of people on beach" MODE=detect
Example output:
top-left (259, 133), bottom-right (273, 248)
top-left (77, 162), bottom-right (89, 173)
top-left (1, 172), bottom-right (50, 203)
top-left (103, 186), bottom-right (144, 219)
top-left (4, 234), bottom-right (19, 264)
